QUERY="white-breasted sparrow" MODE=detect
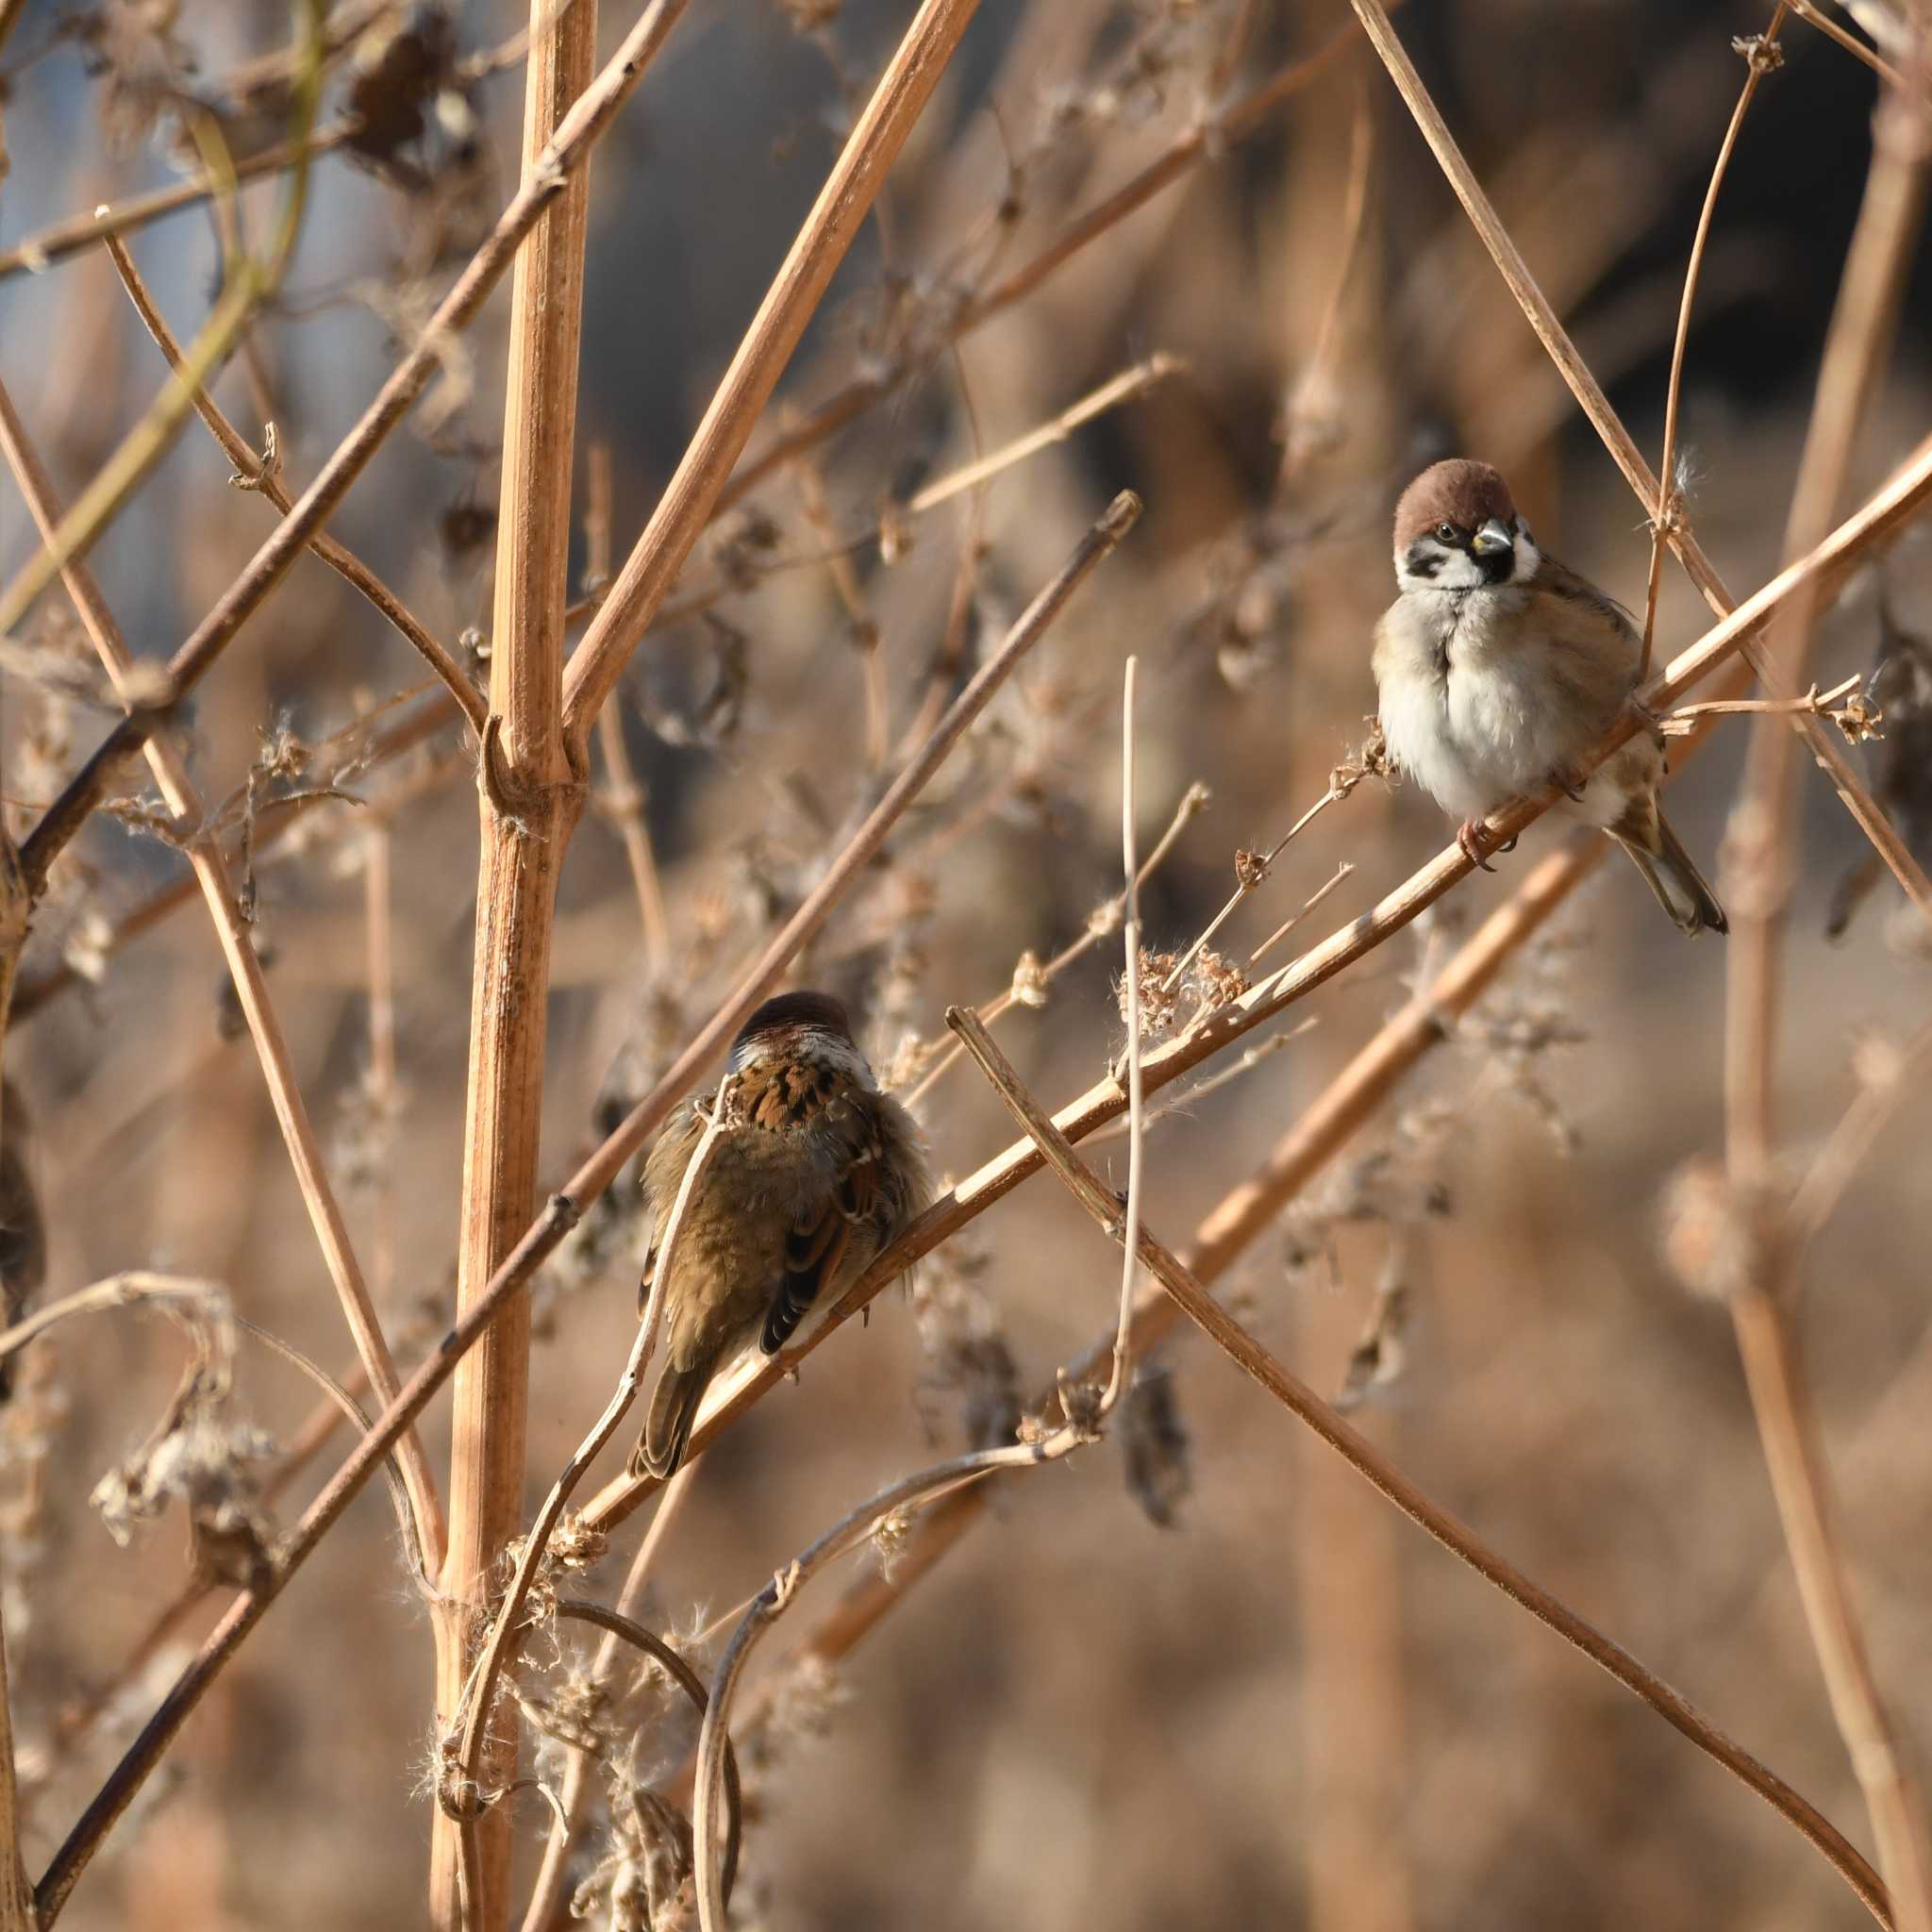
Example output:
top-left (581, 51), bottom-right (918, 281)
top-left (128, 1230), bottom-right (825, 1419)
top-left (630, 991), bottom-right (928, 1478)
top-left (1373, 458), bottom-right (1725, 936)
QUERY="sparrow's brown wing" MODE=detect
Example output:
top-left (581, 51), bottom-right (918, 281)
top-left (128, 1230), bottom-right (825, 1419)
top-left (1529, 551), bottom-right (1644, 733)
top-left (1536, 552), bottom-right (1641, 640)
top-left (758, 1100), bottom-right (886, 1355)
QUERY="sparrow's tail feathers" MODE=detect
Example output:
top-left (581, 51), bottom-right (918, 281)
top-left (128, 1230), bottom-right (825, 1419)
top-left (1609, 804), bottom-right (1727, 937)
top-left (633, 1357), bottom-right (714, 1480)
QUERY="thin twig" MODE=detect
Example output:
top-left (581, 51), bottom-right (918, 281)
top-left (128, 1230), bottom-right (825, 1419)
top-left (715, 23), bottom-right (1364, 517)
top-left (945, 1021), bottom-right (1893, 1930)
top-left (1640, 9), bottom-right (1790, 680)
top-left (518, 1462), bottom-right (703, 1932)
top-left (0, 31), bottom-right (531, 282)
top-left (1785, 1011), bottom-right (1932, 1251)
top-left (442, 1077), bottom-right (732, 1828)
top-left (0, 11), bottom-right (326, 637)
top-left (549, 1599), bottom-right (741, 1908)
top-left (1720, 62), bottom-right (1932, 1932)
top-left (575, 431), bottom-right (1932, 1541)
top-left (691, 1432), bottom-right (1104, 1927)
top-left (1102, 658), bottom-right (1145, 1411)
top-left (30, 494), bottom-right (1138, 1927)
top-left (908, 354), bottom-right (1185, 514)
top-left (101, 233), bottom-right (486, 734)
top-left (0, 372), bottom-right (447, 1570)
top-left (1659, 675), bottom-right (1863, 730)
top-left (1789, 0), bottom-right (1907, 83)
top-left (1347, 0), bottom-right (1932, 914)
top-left (1162, 774), bottom-right (1362, 994)
top-left (1249, 861), bottom-right (1357, 964)
top-left (586, 445), bottom-right (672, 968)
top-left (900, 776), bottom-right (1208, 1110)
top-left (14, 0), bottom-right (691, 894)
top-left (559, 0), bottom-right (990, 747)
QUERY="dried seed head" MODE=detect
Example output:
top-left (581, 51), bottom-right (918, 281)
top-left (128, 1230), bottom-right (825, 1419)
top-left (871, 1506), bottom-right (915, 1580)
top-left (1661, 1158), bottom-right (1772, 1302)
top-left (1121, 951), bottom-right (1183, 1040)
top-left (1008, 949), bottom-right (1050, 1009)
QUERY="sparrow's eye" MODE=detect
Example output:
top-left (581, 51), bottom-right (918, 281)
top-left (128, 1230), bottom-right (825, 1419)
top-left (1435, 523), bottom-right (1458, 544)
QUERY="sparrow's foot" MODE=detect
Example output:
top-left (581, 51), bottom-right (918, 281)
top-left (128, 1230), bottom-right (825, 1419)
top-left (1626, 695), bottom-right (1669, 753)
top-left (1457, 819), bottom-right (1497, 872)
top-left (1543, 759), bottom-right (1591, 804)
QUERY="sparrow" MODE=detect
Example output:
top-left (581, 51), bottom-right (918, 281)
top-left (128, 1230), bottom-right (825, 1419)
top-left (1373, 458), bottom-right (1726, 936)
top-left (629, 991), bottom-right (928, 1479)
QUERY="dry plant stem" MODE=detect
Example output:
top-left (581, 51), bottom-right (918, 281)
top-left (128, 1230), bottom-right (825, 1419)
top-left (102, 233), bottom-right (486, 734)
top-left (0, 373), bottom-right (446, 1567)
top-left (586, 447), bottom-right (671, 966)
top-left (518, 1461), bottom-right (702, 1932)
top-left (945, 1018), bottom-right (1893, 1930)
top-left (1279, 71), bottom-right (1374, 491)
top-left (1346, 0), bottom-right (1932, 913)
top-left (558, 491), bottom-right (1139, 1238)
top-left (907, 355), bottom-right (1184, 513)
top-left (10, 689), bottom-right (464, 1026)
top-left (0, 1618), bottom-right (25, 1932)
top-left (1727, 81), bottom-right (1931, 1167)
top-left (30, 496), bottom-right (1138, 1927)
top-left (1640, 8), bottom-right (1789, 679)
top-left (14, 0), bottom-right (689, 892)
top-left (34, 1187), bottom-right (588, 1928)
top-left (0, 30), bottom-right (529, 282)
top-left (434, 2), bottom-right (598, 1921)
top-left (579, 437), bottom-right (1932, 1538)
top-left (0, 833), bottom-right (34, 1932)
top-left (720, 25), bottom-right (1360, 515)
top-left (1730, 1281), bottom-right (1931, 1932)
top-left (363, 821), bottom-right (400, 1302)
top-left (0, 8), bottom-right (325, 638)
top-left (1664, 675), bottom-right (1861, 726)
top-left (759, 688), bottom-right (1743, 1721)
top-left (899, 777), bottom-right (1208, 1111)
top-left (549, 1600), bottom-right (741, 1907)
top-left (1163, 779), bottom-right (1353, 993)
top-left (0, 124), bottom-right (357, 282)
top-left (1103, 657), bottom-right (1146, 1409)
top-left (691, 1436), bottom-right (1097, 1928)
top-left (1786, 1010), bottom-right (1932, 1249)
top-left (1790, 0), bottom-right (1907, 81)
top-left (444, 1077), bottom-right (732, 1830)
top-left (1719, 75), bottom-right (1932, 1932)
top-left (1249, 860), bottom-right (1356, 963)
top-left (558, 0), bottom-right (988, 746)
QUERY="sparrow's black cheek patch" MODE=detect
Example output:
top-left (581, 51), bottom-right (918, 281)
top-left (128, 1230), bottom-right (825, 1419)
top-left (1406, 543), bottom-right (1443, 579)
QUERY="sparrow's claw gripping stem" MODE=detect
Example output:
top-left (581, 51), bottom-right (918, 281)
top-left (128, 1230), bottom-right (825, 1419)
top-left (1545, 761), bottom-right (1590, 804)
top-left (1626, 694), bottom-right (1669, 753)
top-left (1457, 819), bottom-right (1497, 872)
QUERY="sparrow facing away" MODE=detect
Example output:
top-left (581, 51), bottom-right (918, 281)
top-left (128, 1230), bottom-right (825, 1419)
top-left (630, 991), bottom-right (928, 1479)
top-left (1373, 458), bottom-right (1726, 936)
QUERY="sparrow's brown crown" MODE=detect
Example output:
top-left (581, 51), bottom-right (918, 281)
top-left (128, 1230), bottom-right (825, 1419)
top-left (734, 991), bottom-right (854, 1053)
top-left (1392, 459), bottom-right (1517, 552)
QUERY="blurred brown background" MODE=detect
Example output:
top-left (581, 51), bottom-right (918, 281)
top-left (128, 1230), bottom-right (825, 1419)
top-left (2, 0), bottom-right (1930, 1925)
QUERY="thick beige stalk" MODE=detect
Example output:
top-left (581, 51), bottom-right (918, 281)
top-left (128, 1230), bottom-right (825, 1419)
top-left (0, 811), bottom-right (31, 1932)
top-left (432, 2), bottom-right (595, 1926)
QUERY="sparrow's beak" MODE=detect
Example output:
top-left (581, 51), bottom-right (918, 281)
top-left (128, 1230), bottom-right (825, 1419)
top-left (1471, 519), bottom-right (1514, 558)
